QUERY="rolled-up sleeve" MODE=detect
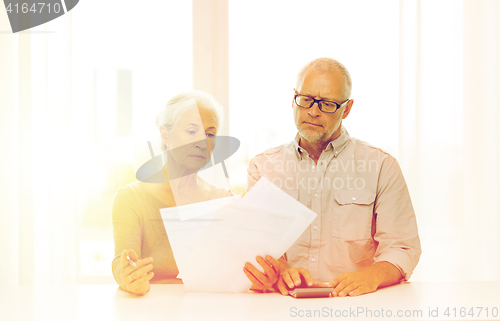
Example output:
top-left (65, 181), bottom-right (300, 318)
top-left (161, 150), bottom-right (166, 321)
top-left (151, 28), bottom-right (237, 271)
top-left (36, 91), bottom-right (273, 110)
top-left (373, 157), bottom-right (421, 280)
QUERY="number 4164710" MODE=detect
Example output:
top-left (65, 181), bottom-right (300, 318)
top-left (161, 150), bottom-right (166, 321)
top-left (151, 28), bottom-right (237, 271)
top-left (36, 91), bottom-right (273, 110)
top-left (444, 307), bottom-right (498, 318)
top-left (6, 2), bottom-right (63, 14)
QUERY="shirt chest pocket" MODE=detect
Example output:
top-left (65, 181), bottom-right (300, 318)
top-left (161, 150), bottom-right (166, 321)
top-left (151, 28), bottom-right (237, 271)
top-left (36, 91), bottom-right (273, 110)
top-left (331, 190), bottom-right (376, 241)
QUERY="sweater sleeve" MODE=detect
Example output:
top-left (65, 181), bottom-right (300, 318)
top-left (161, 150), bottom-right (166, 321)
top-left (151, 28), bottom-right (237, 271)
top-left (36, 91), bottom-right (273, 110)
top-left (111, 186), bottom-right (143, 289)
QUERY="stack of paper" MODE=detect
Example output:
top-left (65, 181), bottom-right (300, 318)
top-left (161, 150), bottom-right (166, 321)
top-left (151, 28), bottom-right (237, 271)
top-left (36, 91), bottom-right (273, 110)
top-left (160, 177), bottom-right (317, 293)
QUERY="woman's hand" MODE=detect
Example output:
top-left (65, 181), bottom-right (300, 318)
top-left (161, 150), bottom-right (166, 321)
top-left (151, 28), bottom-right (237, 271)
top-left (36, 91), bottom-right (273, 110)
top-left (119, 249), bottom-right (154, 295)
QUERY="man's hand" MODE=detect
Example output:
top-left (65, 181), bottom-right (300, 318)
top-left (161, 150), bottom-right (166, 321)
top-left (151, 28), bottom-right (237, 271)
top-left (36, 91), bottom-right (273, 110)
top-left (329, 261), bottom-right (403, 297)
top-left (329, 270), bottom-right (379, 297)
top-left (243, 255), bottom-right (283, 291)
top-left (276, 267), bottom-right (330, 296)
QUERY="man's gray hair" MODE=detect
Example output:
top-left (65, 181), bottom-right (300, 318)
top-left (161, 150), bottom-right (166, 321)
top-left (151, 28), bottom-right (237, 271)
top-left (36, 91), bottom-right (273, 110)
top-left (296, 57), bottom-right (352, 99)
top-left (155, 91), bottom-right (223, 152)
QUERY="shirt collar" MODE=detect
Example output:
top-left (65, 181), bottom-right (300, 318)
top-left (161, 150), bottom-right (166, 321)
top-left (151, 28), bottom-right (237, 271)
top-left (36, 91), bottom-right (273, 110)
top-left (294, 125), bottom-right (351, 160)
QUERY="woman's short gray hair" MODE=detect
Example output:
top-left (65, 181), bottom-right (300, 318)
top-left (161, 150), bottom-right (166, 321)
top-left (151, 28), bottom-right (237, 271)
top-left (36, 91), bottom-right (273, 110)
top-left (155, 91), bottom-right (223, 152)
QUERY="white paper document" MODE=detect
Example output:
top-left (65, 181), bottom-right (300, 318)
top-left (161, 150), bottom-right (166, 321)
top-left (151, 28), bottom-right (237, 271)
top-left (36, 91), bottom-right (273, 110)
top-left (161, 177), bottom-right (317, 293)
top-left (160, 195), bottom-right (240, 276)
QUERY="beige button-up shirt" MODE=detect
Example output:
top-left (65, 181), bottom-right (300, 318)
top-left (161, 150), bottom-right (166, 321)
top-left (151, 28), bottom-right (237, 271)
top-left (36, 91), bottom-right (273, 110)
top-left (247, 126), bottom-right (421, 283)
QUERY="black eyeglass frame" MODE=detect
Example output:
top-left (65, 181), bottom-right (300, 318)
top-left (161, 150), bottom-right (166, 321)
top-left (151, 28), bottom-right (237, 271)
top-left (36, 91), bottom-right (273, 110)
top-left (293, 90), bottom-right (349, 114)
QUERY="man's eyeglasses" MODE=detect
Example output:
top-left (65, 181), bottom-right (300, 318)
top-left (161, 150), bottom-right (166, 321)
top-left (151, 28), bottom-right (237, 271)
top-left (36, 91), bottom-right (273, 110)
top-left (294, 90), bottom-right (349, 114)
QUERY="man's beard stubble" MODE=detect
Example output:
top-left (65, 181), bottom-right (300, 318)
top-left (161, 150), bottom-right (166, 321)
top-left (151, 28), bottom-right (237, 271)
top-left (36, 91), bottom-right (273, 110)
top-left (297, 126), bottom-right (325, 145)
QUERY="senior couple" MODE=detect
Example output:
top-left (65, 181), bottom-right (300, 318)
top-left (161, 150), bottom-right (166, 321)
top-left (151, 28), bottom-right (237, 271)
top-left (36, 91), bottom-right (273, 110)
top-left (111, 57), bottom-right (421, 296)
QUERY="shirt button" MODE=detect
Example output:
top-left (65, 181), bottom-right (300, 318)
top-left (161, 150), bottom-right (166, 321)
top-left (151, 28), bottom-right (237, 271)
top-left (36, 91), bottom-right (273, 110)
top-left (311, 257), bottom-right (316, 262)
top-left (352, 197), bottom-right (356, 201)
top-left (312, 165), bottom-right (315, 169)
top-left (313, 226), bottom-right (318, 230)
top-left (314, 193), bottom-right (319, 198)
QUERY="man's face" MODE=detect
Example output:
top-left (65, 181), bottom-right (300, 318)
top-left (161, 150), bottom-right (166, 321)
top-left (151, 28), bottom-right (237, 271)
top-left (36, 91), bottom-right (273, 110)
top-left (293, 67), bottom-right (351, 146)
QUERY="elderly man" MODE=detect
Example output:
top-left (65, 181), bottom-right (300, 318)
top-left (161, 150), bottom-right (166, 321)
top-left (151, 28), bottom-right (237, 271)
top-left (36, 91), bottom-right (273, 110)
top-left (243, 57), bottom-right (421, 297)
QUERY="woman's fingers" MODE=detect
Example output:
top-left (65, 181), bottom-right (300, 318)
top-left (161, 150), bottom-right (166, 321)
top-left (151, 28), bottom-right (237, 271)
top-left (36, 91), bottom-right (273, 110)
top-left (120, 249), bottom-right (130, 269)
top-left (128, 272), bottom-right (154, 295)
top-left (127, 263), bottom-right (153, 283)
top-left (119, 250), bottom-right (154, 284)
top-left (127, 249), bottom-right (140, 262)
top-left (131, 271), bottom-right (154, 286)
top-left (118, 250), bottom-right (155, 295)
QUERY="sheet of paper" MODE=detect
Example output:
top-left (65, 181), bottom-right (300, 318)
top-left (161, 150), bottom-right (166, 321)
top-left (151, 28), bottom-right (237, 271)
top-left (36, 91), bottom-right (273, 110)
top-left (160, 195), bottom-right (240, 276)
top-left (180, 202), bottom-right (297, 292)
top-left (163, 177), bottom-right (317, 293)
top-left (235, 177), bottom-right (317, 254)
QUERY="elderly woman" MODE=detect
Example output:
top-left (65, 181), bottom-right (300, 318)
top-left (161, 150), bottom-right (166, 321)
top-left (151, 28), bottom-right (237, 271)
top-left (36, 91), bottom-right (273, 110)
top-left (111, 91), bottom-right (232, 295)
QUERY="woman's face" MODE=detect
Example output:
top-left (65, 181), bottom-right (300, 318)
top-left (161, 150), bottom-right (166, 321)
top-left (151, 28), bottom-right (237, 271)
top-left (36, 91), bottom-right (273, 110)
top-left (162, 105), bottom-right (217, 172)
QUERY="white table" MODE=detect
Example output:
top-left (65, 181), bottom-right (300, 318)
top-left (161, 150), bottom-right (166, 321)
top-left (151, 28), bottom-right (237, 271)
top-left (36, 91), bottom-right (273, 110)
top-left (1, 282), bottom-right (499, 321)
